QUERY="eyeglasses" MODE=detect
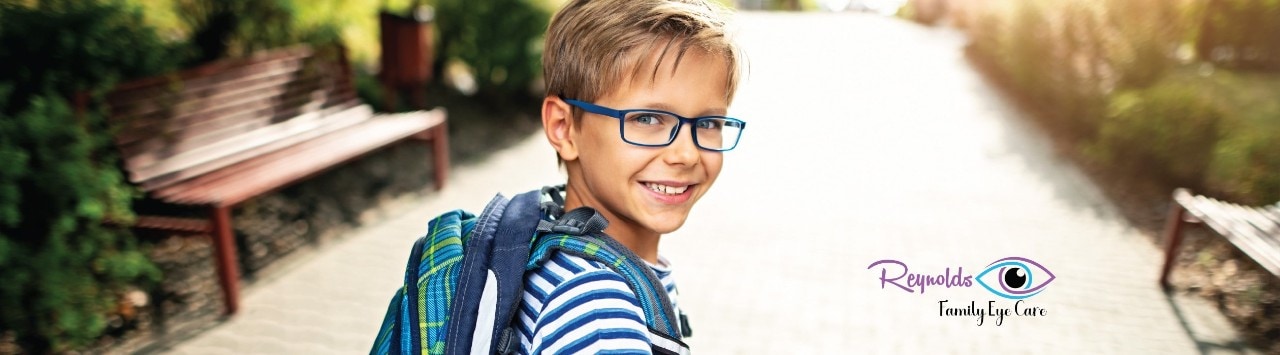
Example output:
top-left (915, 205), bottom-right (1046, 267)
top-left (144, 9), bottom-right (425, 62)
top-left (563, 99), bottom-right (746, 152)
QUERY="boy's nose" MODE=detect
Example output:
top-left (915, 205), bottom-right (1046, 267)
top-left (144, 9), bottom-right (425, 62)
top-left (661, 124), bottom-right (700, 166)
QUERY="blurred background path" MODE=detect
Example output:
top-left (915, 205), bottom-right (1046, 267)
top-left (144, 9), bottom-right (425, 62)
top-left (162, 12), bottom-right (1257, 354)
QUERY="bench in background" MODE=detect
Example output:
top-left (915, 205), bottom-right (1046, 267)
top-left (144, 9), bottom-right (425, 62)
top-left (1159, 188), bottom-right (1280, 289)
top-left (102, 45), bottom-right (449, 314)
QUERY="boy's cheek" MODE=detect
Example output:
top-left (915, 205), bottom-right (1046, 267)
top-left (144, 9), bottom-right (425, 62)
top-left (701, 153), bottom-right (725, 186)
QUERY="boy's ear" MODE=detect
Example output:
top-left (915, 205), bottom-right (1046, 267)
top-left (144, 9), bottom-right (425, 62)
top-left (542, 96), bottom-right (579, 162)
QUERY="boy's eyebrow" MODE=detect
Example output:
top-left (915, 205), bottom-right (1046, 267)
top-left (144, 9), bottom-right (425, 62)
top-left (638, 102), bottom-right (728, 117)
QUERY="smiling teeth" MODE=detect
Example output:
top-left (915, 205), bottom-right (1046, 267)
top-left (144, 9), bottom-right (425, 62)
top-left (645, 182), bottom-right (688, 195)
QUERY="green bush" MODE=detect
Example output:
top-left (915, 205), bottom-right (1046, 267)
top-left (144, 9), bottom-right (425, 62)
top-left (966, 0), bottom-right (1279, 205)
top-left (1202, 70), bottom-right (1280, 204)
top-left (968, 0), bottom-right (1108, 140)
top-left (433, 0), bottom-right (551, 102)
top-left (355, 66), bottom-right (389, 112)
top-left (1088, 81), bottom-right (1224, 188)
top-left (964, 0), bottom-right (1184, 138)
top-left (0, 1), bottom-right (169, 352)
top-left (1000, 0), bottom-right (1058, 105)
top-left (178, 0), bottom-right (293, 63)
top-left (0, 0), bottom-right (177, 113)
top-left (1210, 130), bottom-right (1280, 204)
top-left (175, 0), bottom-right (343, 65)
top-left (0, 92), bottom-right (162, 353)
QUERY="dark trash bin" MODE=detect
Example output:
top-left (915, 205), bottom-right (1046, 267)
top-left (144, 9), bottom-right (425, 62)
top-left (379, 6), bottom-right (435, 110)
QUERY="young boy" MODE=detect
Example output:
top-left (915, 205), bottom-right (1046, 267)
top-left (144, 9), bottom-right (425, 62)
top-left (525, 0), bottom-right (744, 353)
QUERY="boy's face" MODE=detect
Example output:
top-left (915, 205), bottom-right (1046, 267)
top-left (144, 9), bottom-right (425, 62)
top-left (563, 49), bottom-right (731, 236)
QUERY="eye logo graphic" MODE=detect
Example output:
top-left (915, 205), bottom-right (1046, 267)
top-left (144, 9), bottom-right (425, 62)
top-left (974, 257), bottom-right (1055, 299)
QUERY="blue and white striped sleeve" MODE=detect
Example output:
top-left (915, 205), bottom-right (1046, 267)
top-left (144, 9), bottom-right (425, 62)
top-left (520, 252), bottom-right (652, 354)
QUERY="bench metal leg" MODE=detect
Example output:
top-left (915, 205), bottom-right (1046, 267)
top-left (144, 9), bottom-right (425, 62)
top-left (430, 122), bottom-right (449, 191)
top-left (209, 205), bottom-right (241, 314)
top-left (1159, 202), bottom-right (1187, 290)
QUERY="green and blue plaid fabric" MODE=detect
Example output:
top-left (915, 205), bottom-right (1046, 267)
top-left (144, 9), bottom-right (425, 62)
top-left (371, 210), bottom-right (477, 354)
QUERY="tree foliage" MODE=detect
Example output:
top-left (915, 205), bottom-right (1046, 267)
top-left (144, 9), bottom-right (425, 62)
top-left (0, 1), bottom-right (170, 352)
top-left (173, 0), bottom-right (345, 65)
top-left (433, 0), bottom-right (550, 102)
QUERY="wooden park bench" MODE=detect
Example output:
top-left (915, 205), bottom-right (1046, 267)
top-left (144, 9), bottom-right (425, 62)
top-left (99, 45), bottom-right (448, 314)
top-left (1159, 188), bottom-right (1280, 289)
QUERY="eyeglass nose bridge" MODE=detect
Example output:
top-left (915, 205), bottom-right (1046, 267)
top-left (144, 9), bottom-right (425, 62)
top-left (663, 117), bottom-right (699, 149)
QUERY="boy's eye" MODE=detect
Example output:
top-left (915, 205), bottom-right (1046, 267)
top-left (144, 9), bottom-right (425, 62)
top-left (628, 113), bottom-right (665, 126)
top-left (696, 119), bottom-right (724, 130)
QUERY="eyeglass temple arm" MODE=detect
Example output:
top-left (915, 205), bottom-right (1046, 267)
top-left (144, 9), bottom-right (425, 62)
top-left (562, 98), bottom-right (624, 118)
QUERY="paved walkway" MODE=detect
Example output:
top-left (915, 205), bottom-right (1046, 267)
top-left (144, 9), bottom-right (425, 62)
top-left (162, 12), bottom-right (1258, 354)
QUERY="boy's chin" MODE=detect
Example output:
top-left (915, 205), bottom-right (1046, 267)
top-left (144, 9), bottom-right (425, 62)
top-left (641, 212), bottom-right (690, 235)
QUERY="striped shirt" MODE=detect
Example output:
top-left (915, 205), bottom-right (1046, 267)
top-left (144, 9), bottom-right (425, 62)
top-left (517, 250), bottom-right (682, 354)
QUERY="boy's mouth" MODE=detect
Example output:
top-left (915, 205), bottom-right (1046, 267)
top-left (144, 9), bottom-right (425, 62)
top-left (641, 181), bottom-right (691, 196)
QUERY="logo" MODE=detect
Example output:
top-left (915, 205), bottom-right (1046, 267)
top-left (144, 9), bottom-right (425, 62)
top-left (867, 257), bottom-right (1056, 326)
top-left (973, 257), bottom-right (1055, 299)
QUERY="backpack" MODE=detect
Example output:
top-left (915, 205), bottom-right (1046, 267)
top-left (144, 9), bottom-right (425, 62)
top-left (371, 186), bottom-right (692, 355)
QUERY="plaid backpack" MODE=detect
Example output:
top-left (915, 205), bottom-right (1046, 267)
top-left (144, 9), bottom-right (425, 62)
top-left (371, 186), bottom-right (691, 355)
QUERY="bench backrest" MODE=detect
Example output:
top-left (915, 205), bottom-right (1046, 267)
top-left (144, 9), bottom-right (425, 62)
top-left (1176, 189), bottom-right (1280, 276)
top-left (104, 45), bottom-right (364, 191)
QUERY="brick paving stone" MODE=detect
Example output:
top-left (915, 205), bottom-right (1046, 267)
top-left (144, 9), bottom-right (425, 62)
top-left (157, 12), bottom-right (1260, 355)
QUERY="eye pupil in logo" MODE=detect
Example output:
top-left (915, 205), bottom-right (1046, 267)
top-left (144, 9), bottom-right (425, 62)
top-left (977, 257), bottom-right (1054, 299)
top-left (1003, 267), bottom-right (1027, 288)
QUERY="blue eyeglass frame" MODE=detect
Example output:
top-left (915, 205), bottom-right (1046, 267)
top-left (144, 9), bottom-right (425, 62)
top-left (563, 98), bottom-right (746, 152)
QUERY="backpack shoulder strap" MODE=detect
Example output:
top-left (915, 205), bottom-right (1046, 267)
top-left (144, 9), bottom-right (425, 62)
top-left (473, 189), bottom-right (544, 354)
top-left (527, 208), bottom-right (690, 354)
top-left (439, 193), bottom-right (509, 355)
top-left (375, 188), bottom-right (550, 355)
top-left (444, 189), bottom-right (548, 355)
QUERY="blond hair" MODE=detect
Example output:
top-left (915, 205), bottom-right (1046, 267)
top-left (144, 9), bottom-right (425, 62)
top-left (543, 0), bottom-right (742, 110)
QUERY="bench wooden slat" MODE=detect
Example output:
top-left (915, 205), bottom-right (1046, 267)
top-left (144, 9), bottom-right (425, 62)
top-left (153, 108), bottom-right (446, 207)
top-left (111, 61), bottom-right (343, 150)
top-left (1186, 196), bottom-right (1274, 245)
top-left (1262, 205), bottom-right (1280, 225)
top-left (106, 54), bottom-right (320, 141)
top-left (117, 88), bottom-right (353, 172)
top-left (133, 216), bottom-right (212, 233)
top-left (110, 58), bottom-right (340, 132)
top-left (117, 93), bottom-right (335, 164)
top-left (1182, 195), bottom-right (1280, 276)
top-left (1197, 197), bottom-right (1280, 248)
top-left (106, 46), bottom-right (313, 101)
top-left (1209, 200), bottom-right (1260, 231)
top-left (1236, 204), bottom-right (1280, 237)
top-left (195, 112), bottom-right (438, 205)
top-left (111, 64), bottom-right (319, 144)
top-left (1242, 206), bottom-right (1280, 254)
top-left (107, 46), bottom-right (356, 190)
top-left (107, 56), bottom-right (307, 124)
top-left (132, 102), bottom-right (369, 189)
